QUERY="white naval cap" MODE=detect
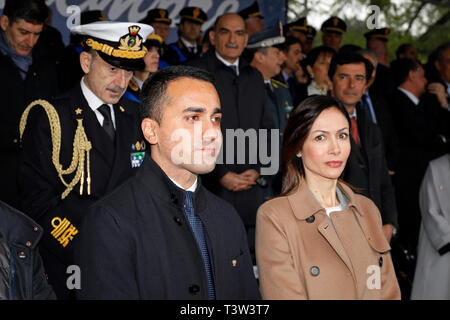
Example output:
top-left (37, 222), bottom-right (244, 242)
top-left (71, 21), bottom-right (154, 71)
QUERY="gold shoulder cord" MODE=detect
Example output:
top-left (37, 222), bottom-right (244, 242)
top-left (19, 99), bottom-right (92, 199)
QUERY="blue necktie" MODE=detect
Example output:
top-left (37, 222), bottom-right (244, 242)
top-left (229, 65), bottom-right (237, 75)
top-left (184, 191), bottom-right (215, 299)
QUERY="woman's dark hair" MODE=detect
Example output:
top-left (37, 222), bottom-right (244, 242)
top-left (3, 0), bottom-right (48, 25)
top-left (303, 46), bottom-right (336, 68)
top-left (301, 46), bottom-right (336, 81)
top-left (280, 95), bottom-right (351, 196)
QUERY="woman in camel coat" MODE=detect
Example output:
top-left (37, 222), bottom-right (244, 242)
top-left (256, 96), bottom-right (400, 299)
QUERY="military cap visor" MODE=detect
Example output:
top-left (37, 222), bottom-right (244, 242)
top-left (321, 17), bottom-right (347, 34)
top-left (179, 7), bottom-right (207, 24)
top-left (238, 1), bottom-right (264, 20)
top-left (247, 26), bottom-right (285, 49)
top-left (364, 28), bottom-right (390, 42)
top-left (71, 22), bottom-right (154, 71)
top-left (140, 9), bottom-right (172, 25)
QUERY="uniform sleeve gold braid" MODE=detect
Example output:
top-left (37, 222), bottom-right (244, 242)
top-left (19, 100), bottom-right (92, 200)
top-left (85, 38), bottom-right (147, 59)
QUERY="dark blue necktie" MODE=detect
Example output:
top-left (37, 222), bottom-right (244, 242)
top-left (184, 191), bottom-right (215, 299)
top-left (229, 65), bottom-right (237, 75)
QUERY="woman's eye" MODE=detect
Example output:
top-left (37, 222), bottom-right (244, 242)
top-left (315, 135), bottom-right (325, 141)
top-left (339, 132), bottom-right (348, 139)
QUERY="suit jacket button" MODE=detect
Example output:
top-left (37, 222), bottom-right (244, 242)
top-left (189, 284), bottom-right (200, 294)
top-left (173, 217), bottom-right (182, 225)
top-left (379, 257), bottom-right (383, 267)
top-left (310, 266), bottom-right (320, 276)
top-left (306, 215), bottom-right (315, 223)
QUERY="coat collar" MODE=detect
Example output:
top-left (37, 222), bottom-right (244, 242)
top-left (287, 180), bottom-right (364, 220)
top-left (137, 156), bottom-right (208, 214)
top-left (0, 201), bottom-right (43, 250)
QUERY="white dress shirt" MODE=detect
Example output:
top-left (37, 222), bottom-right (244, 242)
top-left (180, 37), bottom-right (198, 54)
top-left (398, 87), bottom-right (420, 106)
top-left (215, 51), bottom-right (239, 76)
top-left (169, 176), bottom-right (198, 192)
top-left (80, 77), bottom-right (116, 129)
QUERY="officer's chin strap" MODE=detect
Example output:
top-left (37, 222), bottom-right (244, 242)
top-left (19, 99), bottom-right (92, 199)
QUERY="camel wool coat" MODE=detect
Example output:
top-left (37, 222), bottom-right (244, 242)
top-left (256, 181), bottom-right (401, 300)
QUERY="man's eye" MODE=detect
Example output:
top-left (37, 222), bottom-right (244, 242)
top-left (212, 115), bottom-right (222, 123)
top-left (188, 115), bottom-right (199, 121)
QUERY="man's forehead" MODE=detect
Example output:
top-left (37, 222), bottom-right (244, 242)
top-left (13, 19), bottom-right (43, 32)
top-left (337, 62), bottom-right (366, 74)
top-left (217, 14), bottom-right (245, 30)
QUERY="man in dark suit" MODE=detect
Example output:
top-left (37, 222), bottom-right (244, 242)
top-left (388, 58), bottom-right (449, 256)
top-left (75, 65), bottom-right (260, 300)
top-left (364, 28), bottom-right (395, 99)
top-left (162, 7), bottom-right (206, 66)
top-left (330, 53), bottom-right (399, 244)
top-left (19, 21), bottom-right (153, 299)
top-left (187, 13), bottom-right (275, 263)
top-left (0, 0), bottom-right (63, 210)
top-left (358, 49), bottom-right (400, 173)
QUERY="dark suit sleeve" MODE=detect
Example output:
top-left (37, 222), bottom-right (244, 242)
top-left (374, 125), bottom-right (399, 229)
top-left (32, 248), bottom-right (57, 300)
top-left (75, 204), bottom-right (139, 299)
top-left (19, 106), bottom-right (94, 264)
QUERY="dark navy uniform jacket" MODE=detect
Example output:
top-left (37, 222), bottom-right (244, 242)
top-left (19, 84), bottom-right (144, 299)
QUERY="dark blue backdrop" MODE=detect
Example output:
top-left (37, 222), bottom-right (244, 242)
top-left (0, 0), bottom-right (287, 45)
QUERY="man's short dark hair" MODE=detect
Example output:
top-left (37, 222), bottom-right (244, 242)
top-left (2, 0), bottom-right (48, 25)
top-left (328, 52), bottom-right (374, 84)
top-left (278, 36), bottom-right (302, 53)
top-left (140, 65), bottom-right (215, 123)
top-left (436, 42), bottom-right (450, 62)
top-left (390, 58), bottom-right (421, 87)
top-left (395, 43), bottom-right (413, 59)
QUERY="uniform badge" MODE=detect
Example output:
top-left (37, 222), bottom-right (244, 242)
top-left (75, 108), bottom-right (83, 115)
top-left (131, 140), bottom-right (146, 167)
top-left (51, 217), bottom-right (79, 248)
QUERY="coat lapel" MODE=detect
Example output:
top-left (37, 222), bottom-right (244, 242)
top-left (317, 218), bottom-right (355, 275)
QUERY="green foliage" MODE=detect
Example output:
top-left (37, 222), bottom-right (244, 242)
top-left (288, 0), bottom-right (450, 62)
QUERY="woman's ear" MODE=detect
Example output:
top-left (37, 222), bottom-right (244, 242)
top-left (141, 118), bottom-right (159, 145)
top-left (306, 65), bottom-right (313, 78)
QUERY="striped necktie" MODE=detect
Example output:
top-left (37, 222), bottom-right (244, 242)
top-left (184, 191), bottom-right (215, 299)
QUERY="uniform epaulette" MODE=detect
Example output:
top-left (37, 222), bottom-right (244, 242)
top-left (271, 78), bottom-right (289, 89)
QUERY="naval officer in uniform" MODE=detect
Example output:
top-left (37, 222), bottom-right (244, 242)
top-left (19, 21), bottom-right (153, 299)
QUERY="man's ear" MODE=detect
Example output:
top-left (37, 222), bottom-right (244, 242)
top-left (209, 30), bottom-right (216, 46)
top-left (141, 118), bottom-right (159, 145)
top-left (0, 15), bottom-right (10, 32)
top-left (434, 59), bottom-right (442, 74)
top-left (79, 51), bottom-right (93, 74)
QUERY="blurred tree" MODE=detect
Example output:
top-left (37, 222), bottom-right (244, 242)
top-left (287, 0), bottom-right (450, 62)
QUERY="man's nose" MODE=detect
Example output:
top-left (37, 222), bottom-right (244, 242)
top-left (115, 70), bottom-right (129, 88)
